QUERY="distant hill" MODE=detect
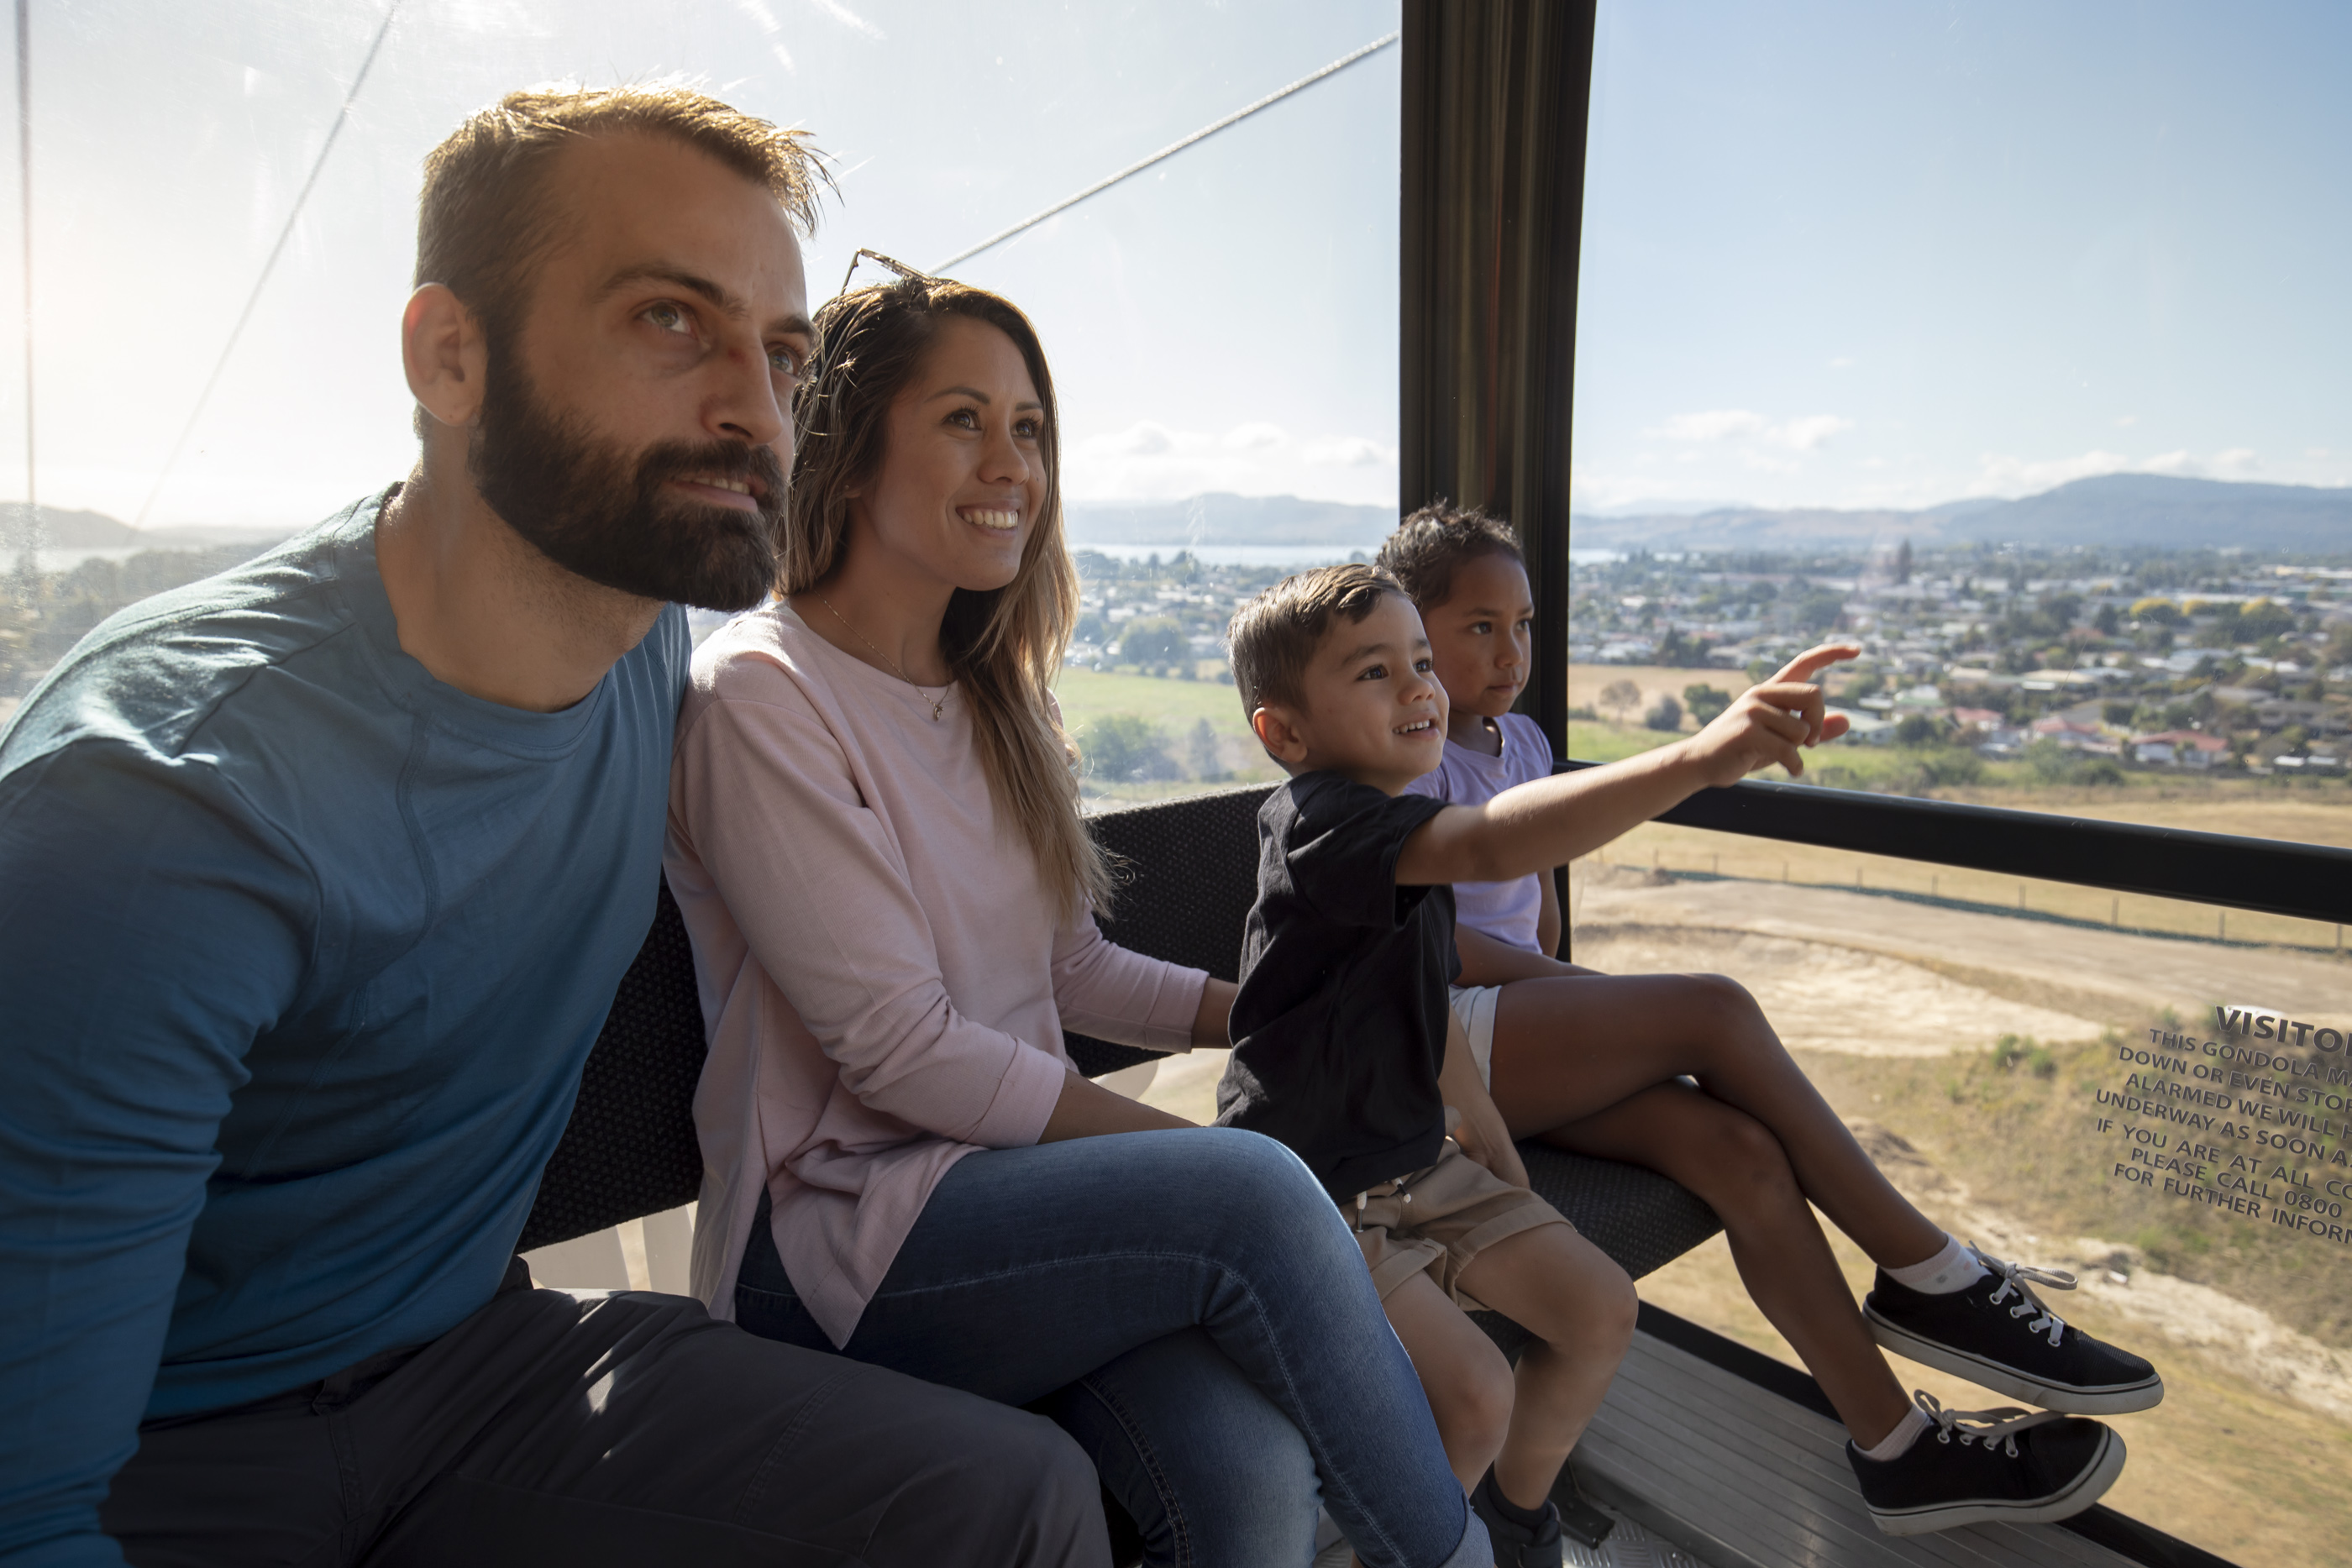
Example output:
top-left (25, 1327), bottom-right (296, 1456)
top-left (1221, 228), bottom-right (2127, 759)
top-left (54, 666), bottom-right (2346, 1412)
top-left (1945, 475), bottom-right (2352, 550)
top-left (3, 503), bottom-right (286, 552)
top-left (1065, 492), bottom-right (1394, 549)
top-left (3, 504), bottom-right (142, 548)
top-left (1569, 475), bottom-right (2352, 553)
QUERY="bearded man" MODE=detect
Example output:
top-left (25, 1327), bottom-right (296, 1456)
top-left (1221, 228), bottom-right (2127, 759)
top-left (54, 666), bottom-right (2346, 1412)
top-left (0, 87), bottom-right (1104, 1568)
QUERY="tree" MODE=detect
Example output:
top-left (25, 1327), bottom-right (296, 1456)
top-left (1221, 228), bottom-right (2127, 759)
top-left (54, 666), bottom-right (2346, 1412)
top-left (1795, 587), bottom-right (1845, 632)
top-left (1116, 617), bottom-right (1186, 666)
top-left (2129, 597), bottom-right (2184, 627)
top-left (1184, 719), bottom-right (1224, 781)
top-left (1643, 695), bottom-right (1683, 732)
top-left (1893, 713), bottom-right (1943, 747)
top-left (2235, 599), bottom-right (2296, 642)
top-left (1683, 683), bottom-right (1732, 725)
top-left (1600, 679), bottom-right (1641, 721)
top-left (1082, 715), bottom-right (1179, 784)
top-left (1656, 628), bottom-right (1714, 667)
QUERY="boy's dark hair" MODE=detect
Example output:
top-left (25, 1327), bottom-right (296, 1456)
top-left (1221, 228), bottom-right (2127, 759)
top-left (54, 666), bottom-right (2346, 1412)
top-left (1227, 563), bottom-right (1402, 719)
top-left (1373, 502), bottom-right (1525, 612)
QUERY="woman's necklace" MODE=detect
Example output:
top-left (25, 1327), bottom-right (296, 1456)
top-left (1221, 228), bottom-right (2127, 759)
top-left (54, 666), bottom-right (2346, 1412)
top-left (812, 593), bottom-right (949, 721)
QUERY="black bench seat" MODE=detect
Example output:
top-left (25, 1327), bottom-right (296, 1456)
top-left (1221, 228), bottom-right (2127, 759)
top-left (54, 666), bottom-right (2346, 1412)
top-left (519, 785), bottom-right (1724, 1358)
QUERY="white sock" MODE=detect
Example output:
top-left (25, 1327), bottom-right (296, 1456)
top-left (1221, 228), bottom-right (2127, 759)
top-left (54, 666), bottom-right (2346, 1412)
top-left (1857, 1405), bottom-right (1930, 1461)
top-left (1885, 1232), bottom-right (1987, 1295)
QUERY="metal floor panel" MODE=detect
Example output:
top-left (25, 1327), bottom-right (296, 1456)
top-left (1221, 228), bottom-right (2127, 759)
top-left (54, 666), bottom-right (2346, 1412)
top-left (1309, 1502), bottom-right (1714, 1568)
top-left (1571, 1329), bottom-right (2139, 1568)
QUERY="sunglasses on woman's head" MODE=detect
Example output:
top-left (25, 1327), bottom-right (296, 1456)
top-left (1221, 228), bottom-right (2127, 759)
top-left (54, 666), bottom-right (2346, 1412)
top-left (838, 248), bottom-right (932, 295)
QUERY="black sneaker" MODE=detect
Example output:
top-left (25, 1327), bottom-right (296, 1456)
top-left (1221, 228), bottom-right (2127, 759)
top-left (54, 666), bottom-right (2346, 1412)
top-left (1865, 1246), bottom-right (2163, 1414)
top-left (1470, 1471), bottom-right (1560, 1567)
top-left (1849, 1392), bottom-right (2126, 1536)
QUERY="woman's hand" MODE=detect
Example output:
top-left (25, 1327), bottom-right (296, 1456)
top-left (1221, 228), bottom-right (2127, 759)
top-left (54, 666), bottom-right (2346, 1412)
top-left (1191, 978), bottom-right (1237, 1049)
top-left (1675, 642), bottom-right (1856, 785)
top-left (1037, 1070), bottom-right (1196, 1141)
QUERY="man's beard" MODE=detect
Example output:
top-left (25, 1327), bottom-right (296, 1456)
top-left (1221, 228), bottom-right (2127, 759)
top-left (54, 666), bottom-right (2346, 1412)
top-left (468, 354), bottom-right (786, 611)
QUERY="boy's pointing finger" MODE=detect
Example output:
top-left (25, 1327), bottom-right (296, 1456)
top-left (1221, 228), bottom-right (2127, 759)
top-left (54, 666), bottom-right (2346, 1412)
top-left (1769, 642), bottom-right (1861, 686)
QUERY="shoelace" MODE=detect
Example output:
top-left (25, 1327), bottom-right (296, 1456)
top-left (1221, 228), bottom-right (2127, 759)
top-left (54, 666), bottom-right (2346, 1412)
top-left (1913, 1390), bottom-right (2066, 1458)
top-left (1973, 1242), bottom-right (2076, 1348)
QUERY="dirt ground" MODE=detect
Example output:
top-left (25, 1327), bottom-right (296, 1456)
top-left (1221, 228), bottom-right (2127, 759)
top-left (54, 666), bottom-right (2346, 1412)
top-left (1568, 663), bottom-right (1725, 729)
top-left (1577, 866), bottom-right (2352, 1566)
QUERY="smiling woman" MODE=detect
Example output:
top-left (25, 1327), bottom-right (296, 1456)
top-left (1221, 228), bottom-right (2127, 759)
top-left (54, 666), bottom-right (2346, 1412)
top-left (661, 270), bottom-right (1493, 1568)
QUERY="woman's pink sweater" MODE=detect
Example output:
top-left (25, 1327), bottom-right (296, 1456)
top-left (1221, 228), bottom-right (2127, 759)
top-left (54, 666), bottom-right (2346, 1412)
top-left (666, 605), bottom-right (1208, 1347)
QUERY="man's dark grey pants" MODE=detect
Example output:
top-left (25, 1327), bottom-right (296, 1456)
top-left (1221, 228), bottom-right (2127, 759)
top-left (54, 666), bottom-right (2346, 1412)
top-left (102, 1262), bottom-right (1108, 1566)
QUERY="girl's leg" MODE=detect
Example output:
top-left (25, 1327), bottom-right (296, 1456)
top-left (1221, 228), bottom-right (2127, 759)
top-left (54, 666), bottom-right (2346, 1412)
top-left (1541, 1079), bottom-right (1912, 1445)
top-left (735, 1129), bottom-right (1485, 1568)
top-left (1037, 1328), bottom-right (1320, 1568)
top-left (1378, 1272), bottom-right (1516, 1492)
top-left (1486, 972), bottom-right (1945, 1269)
top-left (1451, 1223), bottom-right (1639, 1510)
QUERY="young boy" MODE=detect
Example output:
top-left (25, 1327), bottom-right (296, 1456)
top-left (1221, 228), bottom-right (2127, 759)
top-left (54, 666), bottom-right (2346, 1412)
top-left (1369, 506), bottom-right (2159, 1537)
top-left (1217, 564), bottom-right (1636, 1566)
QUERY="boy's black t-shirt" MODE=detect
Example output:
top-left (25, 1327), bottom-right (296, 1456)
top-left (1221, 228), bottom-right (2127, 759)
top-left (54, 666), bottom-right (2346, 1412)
top-left (1216, 770), bottom-right (1458, 1199)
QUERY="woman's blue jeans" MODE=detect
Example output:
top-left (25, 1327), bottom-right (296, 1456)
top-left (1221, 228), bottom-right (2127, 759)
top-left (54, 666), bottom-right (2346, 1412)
top-left (735, 1128), bottom-right (1484, 1568)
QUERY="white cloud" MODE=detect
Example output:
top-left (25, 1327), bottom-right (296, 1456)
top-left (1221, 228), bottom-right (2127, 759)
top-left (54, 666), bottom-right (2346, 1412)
top-left (1221, 422), bottom-right (1286, 450)
top-left (1102, 420), bottom-right (1175, 455)
top-left (2112, 414), bottom-right (2138, 428)
top-left (1775, 414), bottom-right (1853, 452)
top-left (1646, 408), bottom-right (1851, 451)
top-left (1966, 448), bottom-right (2133, 493)
top-left (2212, 447), bottom-right (2260, 475)
top-left (1828, 356), bottom-right (1856, 370)
top-left (2139, 448), bottom-right (2198, 475)
top-left (1064, 421), bottom-right (1396, 506)
top-left (1650, 409), bottom-right (1767, 443)
top-left (1304, 436), bottom-right (1394, 468)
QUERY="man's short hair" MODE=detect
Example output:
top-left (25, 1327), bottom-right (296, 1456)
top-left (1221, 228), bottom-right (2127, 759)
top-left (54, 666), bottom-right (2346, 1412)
top-left (1226, 563), bottom-right (1403, 718)
top-left (416, 83), bottom-right (826, 342)
top-left (1373, 501), bottom-right (1525, 613)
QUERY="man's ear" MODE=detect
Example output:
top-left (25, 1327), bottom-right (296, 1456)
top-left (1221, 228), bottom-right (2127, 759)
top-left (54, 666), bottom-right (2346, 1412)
top-left (402, 283), bottom-right (491, 432)
top-left (1251, 704), bottom-right (1310, 767)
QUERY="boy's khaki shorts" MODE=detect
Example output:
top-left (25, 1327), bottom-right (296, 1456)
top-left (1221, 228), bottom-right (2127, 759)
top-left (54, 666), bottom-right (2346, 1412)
top-left (1345, 1141), bottom-right (1572, 1310)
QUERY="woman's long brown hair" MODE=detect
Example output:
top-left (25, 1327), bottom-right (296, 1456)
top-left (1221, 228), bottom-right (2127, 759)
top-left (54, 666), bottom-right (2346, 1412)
top-left (783, 277), bottom-right (1110, 920)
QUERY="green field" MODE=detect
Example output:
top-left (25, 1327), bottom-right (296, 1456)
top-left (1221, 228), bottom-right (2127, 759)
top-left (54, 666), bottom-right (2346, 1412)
top-left (1052, 664), bottom-right (1281, 800)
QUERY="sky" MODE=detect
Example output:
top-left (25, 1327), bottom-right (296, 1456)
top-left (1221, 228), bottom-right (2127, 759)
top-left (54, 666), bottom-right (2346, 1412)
top-left (1571, 0), bottom-right (2352, 513)
top-left (0, 0), bottom-right (1401, 532)
top-left (4, 2), bottom-right (2345, 535)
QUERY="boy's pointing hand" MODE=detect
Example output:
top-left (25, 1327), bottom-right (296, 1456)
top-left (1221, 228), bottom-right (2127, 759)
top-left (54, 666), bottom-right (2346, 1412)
top-left (1678, 641), bottom-right (1860, 785)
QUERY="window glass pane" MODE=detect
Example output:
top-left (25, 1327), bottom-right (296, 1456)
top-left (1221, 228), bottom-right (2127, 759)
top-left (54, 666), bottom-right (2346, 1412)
top-left (1573, 818), bottom-right (2352, 1565)
top-left (1569, 2), bottom-right (2352, 848)
top-left (1, 0), bottom-right (1401, 805)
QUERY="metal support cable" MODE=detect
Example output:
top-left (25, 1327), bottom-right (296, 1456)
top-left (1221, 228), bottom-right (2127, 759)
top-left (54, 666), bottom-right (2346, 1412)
top-left (931, 30), bottom-right (1399, 275)
top-left (134, 0), bottom-right (400, 528)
